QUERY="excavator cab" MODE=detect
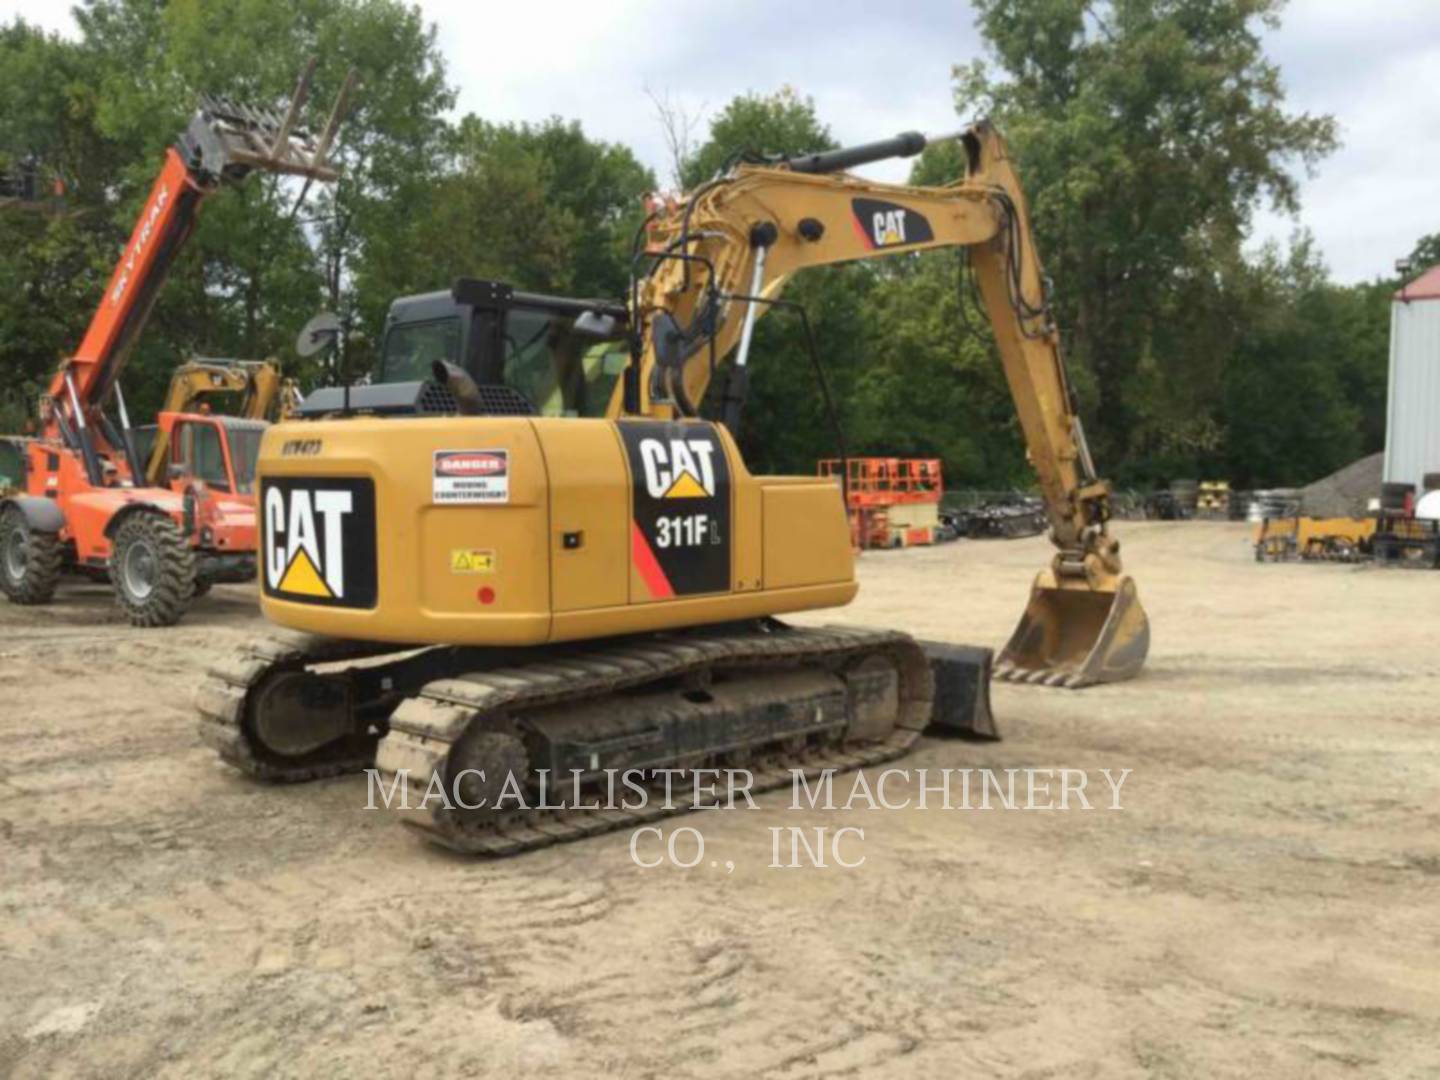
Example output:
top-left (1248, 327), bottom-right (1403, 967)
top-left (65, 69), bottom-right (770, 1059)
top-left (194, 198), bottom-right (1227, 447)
top-left (378, 280), bottom-right (631, 417)
top-left (299, 279), bottom-right (632, 420)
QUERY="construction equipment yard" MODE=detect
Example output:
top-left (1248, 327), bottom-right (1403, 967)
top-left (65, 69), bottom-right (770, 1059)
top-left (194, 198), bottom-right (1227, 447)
top-left (3, 520), bottom-right (1436, 1078)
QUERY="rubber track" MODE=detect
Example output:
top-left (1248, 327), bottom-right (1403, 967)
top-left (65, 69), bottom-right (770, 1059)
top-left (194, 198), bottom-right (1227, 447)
top-left (376, 625), bottom-right (934, 856)
top-left (195, 629), bottom-right (404, 781)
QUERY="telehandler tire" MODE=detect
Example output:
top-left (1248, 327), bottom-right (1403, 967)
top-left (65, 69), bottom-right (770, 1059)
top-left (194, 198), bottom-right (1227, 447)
top-left (0, 503), bottom-right (63, 605)
top-left (110, 512), bottom-right (196, 627)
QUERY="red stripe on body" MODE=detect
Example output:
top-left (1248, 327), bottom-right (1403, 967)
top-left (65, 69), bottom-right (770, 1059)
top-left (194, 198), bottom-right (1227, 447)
top-left (850, 212), bottom-right (875, 250)
top-left (631, 521), bottom-right (675, 599)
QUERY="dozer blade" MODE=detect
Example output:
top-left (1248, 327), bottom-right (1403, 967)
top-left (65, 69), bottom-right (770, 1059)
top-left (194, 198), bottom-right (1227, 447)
top-left (919, 641), bottom-right (999, 739)
top-left (995, 573), bottom-right (1149, 688)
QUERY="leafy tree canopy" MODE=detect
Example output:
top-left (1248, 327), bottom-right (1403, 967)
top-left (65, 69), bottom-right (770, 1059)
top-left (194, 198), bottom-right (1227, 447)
top-left (0, 1), bottom-right (1421, 493)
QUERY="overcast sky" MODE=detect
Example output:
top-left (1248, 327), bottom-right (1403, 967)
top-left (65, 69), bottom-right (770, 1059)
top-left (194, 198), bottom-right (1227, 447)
top-left (7, 0), bottom-right (1436, 282)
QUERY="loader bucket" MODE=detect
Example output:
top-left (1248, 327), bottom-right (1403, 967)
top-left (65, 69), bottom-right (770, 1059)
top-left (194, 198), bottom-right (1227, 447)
top-left (995, 574), bottom-right (1149, 688)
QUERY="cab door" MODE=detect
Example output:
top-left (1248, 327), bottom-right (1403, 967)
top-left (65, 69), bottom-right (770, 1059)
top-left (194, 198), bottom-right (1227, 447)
top-left (172, 417), bottom-right (236, 493)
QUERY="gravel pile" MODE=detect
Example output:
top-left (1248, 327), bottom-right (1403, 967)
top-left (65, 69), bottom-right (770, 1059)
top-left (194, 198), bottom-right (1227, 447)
top-left (1299, 451), bottom-right (1383, 518)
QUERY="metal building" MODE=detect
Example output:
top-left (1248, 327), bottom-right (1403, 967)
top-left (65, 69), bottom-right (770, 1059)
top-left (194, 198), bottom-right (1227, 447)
top-left (1383, 265), bottom-right (1440, 491)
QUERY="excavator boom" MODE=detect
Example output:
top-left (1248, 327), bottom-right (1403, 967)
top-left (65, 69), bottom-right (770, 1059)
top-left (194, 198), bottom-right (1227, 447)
top-left (624, 121), bottom-right (1149, 685)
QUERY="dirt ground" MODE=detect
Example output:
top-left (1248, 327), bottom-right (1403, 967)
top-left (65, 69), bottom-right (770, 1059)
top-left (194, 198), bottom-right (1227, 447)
top-left (1, 521), bottom-right (1438, 1079)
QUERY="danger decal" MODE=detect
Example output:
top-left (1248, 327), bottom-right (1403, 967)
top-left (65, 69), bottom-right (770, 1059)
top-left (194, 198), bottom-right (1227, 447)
top-left (433, 449), bottom-right (509, 504)
top-left (620, 421), bottom-right (730, 599)
top-left (850, 197), bottom-right (934, 250)
top-left (261, 477), bottom-right (377, 608)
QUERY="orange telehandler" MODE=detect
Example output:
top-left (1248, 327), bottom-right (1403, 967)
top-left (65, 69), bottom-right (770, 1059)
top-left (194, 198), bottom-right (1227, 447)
top-left (0, 67), bottom-right (347, 625)
top-left (133, 359), bottom-right (303, 597)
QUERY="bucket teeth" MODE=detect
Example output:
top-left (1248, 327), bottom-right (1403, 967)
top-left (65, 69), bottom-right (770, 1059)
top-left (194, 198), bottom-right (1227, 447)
top-left (989, 664), bottom-right (1089, 690)
top-left (997, 572), bottom-right (1150, 688)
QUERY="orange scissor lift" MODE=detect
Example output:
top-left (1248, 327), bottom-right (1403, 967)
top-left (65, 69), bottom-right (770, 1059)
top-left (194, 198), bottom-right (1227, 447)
top-left (818, 458), bottom-right (943, 550)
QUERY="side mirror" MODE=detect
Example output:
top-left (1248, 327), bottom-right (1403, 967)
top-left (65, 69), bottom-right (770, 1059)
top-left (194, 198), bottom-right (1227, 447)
top-left (296, 311), bottom-right (342, 358)
top-left (574, 310), bottom-right (618, 338)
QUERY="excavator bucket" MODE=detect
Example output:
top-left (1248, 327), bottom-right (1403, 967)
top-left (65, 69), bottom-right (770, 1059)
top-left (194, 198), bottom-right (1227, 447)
top-left (995, 573), bottom-right (1149, 688)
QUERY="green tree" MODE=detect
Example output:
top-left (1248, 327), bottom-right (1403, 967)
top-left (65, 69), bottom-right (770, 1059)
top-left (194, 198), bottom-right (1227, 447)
top-left (0, 20), bottom-right (124, 417)
top-left (1404, 233), bottom-right (1440, 275)
top-left (1220, 239), bottom-right (1363, 485)
top-left (681, 86), bottom-right (834, 188)
top-left (853, 251), bottom-right (1031, 486)
top-left (958, 0), bottom-right (1337, 477)
top-left (358, 115), bottom-right (653, 336)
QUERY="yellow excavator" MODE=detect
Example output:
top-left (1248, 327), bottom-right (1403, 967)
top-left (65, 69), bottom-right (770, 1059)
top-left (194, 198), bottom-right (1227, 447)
top-left (141, 359), bottom-right (300, 487)
top-left (198, 120), bottom-right (1149, 854)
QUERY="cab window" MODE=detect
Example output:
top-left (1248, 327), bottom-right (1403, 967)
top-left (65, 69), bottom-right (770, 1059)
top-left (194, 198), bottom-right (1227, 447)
top-left (380, 317), bottom-right (461, 382)
top-left (225, 426), bottom-right (261, 495)
top-left (502, 309), bottom-right (627, 418)
top-left (177, 421), bottom-right (231, 492)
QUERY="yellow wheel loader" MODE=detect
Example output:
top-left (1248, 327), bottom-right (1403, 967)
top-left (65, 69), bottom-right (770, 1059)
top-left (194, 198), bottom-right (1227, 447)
top-left (197, 121), bottom-right (1149, 854)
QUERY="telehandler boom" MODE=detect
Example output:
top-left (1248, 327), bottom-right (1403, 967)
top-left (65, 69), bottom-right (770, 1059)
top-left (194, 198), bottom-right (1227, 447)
top-left (199, 120), bottom-right (1148, 854)
top-left (0, 66), bottom-right (347, 624)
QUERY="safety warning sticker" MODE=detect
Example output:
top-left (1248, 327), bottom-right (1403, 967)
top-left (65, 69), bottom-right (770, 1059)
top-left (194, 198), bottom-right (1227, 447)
top-left (450, 548), bottom-right (496, 573)
top-left (433, 450), bottom-right (509, 504)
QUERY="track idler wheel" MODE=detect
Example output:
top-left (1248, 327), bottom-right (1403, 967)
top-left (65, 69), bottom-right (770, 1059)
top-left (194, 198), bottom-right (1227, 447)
top-left (250, 670), bottom-right (359, 758)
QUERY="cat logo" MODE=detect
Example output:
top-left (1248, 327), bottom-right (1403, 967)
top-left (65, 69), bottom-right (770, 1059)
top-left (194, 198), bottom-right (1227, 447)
top-left (850, 197), bottom-right (935, 250)
top-left (873, 208), bottom-right (908, 246)
top-left (264, 487), bottom-right (351, 598)
top-left (619, 421), bottom-right (731, 599)
top-left (638, 437), bottom-right (718, 499)
top-left (261, 478), bottom-right (378, 608)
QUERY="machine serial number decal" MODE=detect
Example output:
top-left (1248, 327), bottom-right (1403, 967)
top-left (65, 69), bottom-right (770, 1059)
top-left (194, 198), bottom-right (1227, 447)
top-left (619, 421), bottom-right (730, 600)
top-left (433, 450), bottom-right (509, 504)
